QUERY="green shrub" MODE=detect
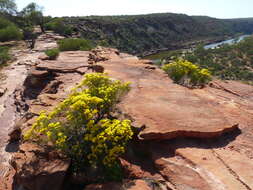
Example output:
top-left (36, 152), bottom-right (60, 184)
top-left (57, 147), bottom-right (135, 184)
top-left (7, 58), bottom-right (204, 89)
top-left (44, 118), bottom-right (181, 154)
top-left (0, 46), bottom-right (10, 65)
top-left (58, 38), bottom-right (93, 51)
top-left (44, 18), bottom-right (73, 36)
top-left (24, 73), bottom-right (133, 178)
top-left (162, 59), bottom-right (212, 87)
top-left (0, 17), bottom-right (22, 42)
top-left (45, 48), bottom-right (60, 60)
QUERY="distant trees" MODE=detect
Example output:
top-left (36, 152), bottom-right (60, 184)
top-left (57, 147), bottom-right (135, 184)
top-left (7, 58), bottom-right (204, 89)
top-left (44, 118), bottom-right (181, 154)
top-left (20, 3), bottom-right (44, 32)
top-left (0, 17), bottom-right (22, 41)
top-left (44, 18), bottom-right (73, 36)
top-left (0, 0), bottom-right (17, 15)
top-left (18, 2), bottom-right (44, 48)
top-left (183, 37), bottom-right (253, 83)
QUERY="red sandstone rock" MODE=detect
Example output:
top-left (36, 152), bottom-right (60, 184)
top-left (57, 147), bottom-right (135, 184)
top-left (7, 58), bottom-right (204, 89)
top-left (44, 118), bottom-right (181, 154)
top-left (84, 180), bottom-right (154, 190)
top-left (138, 59), bottom-right (153, 65)
top-left (2, 45), bottom-right (253, 190)
top-left (36, 51), bottom-right (90, 73)
top-left (10, 143), bottom-right (70, 190)
top-left (97, 52), bottom-right (247, 140)
top-left (38, 54), bottom-right (49, 60)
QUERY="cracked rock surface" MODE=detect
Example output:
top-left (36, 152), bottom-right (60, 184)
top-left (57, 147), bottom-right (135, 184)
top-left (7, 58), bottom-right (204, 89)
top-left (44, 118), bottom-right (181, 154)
top-left (0, 38), bottom-right (253, 190)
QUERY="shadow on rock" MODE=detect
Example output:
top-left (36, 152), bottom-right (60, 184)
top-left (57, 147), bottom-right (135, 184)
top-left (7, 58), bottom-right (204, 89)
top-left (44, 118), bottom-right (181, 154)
top-left (5, 142), bottom-right (20, 153)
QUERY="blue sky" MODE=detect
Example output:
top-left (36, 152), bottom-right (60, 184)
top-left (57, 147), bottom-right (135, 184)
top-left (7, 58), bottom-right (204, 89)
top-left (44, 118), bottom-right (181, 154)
top-left (15, 0), bottom-right (252, 19)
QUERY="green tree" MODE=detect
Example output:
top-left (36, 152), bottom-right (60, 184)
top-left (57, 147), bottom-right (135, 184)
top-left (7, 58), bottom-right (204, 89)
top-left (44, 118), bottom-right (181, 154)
top-left (0, 0), bottom-right (16, 15)
top-left (19, 2), bottom-right (44, 48)
top-left (21, 2), bottom-right (44, 32)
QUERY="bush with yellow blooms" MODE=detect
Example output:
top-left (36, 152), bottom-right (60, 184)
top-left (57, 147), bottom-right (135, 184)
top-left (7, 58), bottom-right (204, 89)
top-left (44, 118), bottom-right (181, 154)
top-left (162, 59), bottom-right (212, 87)
top-left (24, 73), bottom-right (133, 179)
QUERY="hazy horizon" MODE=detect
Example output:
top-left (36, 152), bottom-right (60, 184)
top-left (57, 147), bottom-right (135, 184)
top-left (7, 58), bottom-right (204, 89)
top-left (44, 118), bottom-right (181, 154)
top-left (15, 0), bottom-right (253, 19)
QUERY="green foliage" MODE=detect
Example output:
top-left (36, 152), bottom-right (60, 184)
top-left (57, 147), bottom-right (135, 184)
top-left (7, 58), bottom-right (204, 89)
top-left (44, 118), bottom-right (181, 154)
top-left (44, 18), bottom-right (73, 36)
top-left (61, 14), bottom-right (253, 54)
top-left (98, 39), bottom-right (110, 47)
top-left (58, 38), bottom-right (93, 51)
top-left (183, 36), bottom-right (253, 83)
top-left (24, 73), bottom-right (133, 178)
top-left (0, 46), bottom-right (10, 65)
top-left (0, 17), bottom-right (22, 42)
top-left (45, 48), bottom-right (60, 60)
top-left (20, 2), bottom-right (43, 27)
top-left (162, 59), bottom-right (212, 87)
top-left (19, 2), bottom-right (44, 43)
top-left (0, 0), bottom-right (16, 15)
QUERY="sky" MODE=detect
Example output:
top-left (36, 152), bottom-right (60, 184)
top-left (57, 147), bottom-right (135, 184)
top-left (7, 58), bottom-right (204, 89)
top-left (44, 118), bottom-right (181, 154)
top-left (15, 0), bottom-right (253, 19)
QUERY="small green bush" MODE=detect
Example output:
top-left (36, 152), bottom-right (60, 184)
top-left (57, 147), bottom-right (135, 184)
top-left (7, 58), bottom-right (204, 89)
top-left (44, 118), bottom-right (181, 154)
top-left (0, 46), bottom-right (11, 65)
top-left (162, 59), bottom-right (212, 87)
top-left (0, 17), bottom-right (22, 42)
top-left (24, 73), bottom-right (133, 178)
top-left (58, 38), bottom-right (93, 51)
top-left (45, 48), bottom-right (60, 60)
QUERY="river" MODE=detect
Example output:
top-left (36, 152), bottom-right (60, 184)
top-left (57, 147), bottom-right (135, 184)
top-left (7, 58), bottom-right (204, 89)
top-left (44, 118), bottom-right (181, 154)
top-left (204, 35), bottom-right (250, 49)
top-left (143, 34), bottom-right (251, 61)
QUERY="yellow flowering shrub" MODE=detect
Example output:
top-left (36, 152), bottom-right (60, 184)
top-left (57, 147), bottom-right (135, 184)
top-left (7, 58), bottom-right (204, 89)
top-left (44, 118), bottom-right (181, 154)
top-left (24, 73), bottom-right (133, 174)
top-left (162, 59), bottom-right (212, 87)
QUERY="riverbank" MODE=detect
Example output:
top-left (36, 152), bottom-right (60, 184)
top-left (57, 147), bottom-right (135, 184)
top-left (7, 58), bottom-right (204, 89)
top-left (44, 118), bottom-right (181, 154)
top-left (141, 34), bottom-right (247, 60)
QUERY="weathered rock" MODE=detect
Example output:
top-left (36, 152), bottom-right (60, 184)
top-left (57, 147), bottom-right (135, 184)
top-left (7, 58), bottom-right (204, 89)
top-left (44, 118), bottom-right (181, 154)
top-left (89, 64), bottom-right (104, 73)
top-left (0, 87), bottom-right (6, 97)
top-left (120, 158), bottom-right (162, 180)
top-left (96, 50), bottom-right (249, 140)
top-left (139, 59), bottom-right (153, 65)
top-left (34, 33), bottom-right (61, 52)
top-left (144, 65), bottom-right (156, 70)
top-left (0, 33), bottom-right (69, 190)
top-left (89, 48), bottom-right (253, 189)
top-left (42, 80), bottom-right (63, 94)
top-left (0, 166), bottom-right (15, 190)
top-left (38, 54), bottom-right (50, 61)
top-left (2, 44), bottom-right (253, 190)
top-left (153, 153), bottom-right (213, 190)
top-left (84, 179), bottom-right (160, 190)
top-left (10, 143), bottom-right (70, 190)
top-left (36, 51), bottom-right (90, 73)
top-left (89, 46), bottom-right (119, 63)
top-left (24, 68), bottom-right (50, 88)
top-left (8, 126), bottom-right (21, 143)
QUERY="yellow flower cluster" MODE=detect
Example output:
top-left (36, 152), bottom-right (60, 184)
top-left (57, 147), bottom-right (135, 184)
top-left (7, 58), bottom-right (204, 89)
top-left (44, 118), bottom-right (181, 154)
top-left (162, 59), bottom-right (212, 87)
top-left (85, 119), bottom-right (133, 166)
top-left (24, 73), bottom-right (133, 170)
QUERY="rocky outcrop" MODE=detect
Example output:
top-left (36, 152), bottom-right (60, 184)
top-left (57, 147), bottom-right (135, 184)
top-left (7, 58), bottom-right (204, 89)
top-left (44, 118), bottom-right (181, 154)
top-left (1, 42), bottom-right (253, 190)
top-left (34, 32), bottom-right (64, 52)
top-left (85, 179), bottom-right (167, 190)
top-left (10, 143), bottom-right (70, 190)
top-left (94, 48), bottom-right (251, 140)
top-left (92, 48), bottom-right (253, 190)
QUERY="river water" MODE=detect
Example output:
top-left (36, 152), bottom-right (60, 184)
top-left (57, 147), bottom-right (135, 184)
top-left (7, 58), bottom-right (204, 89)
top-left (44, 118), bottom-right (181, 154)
top-left (144, 34), bottom-right (251, 61)
top-left (204, 35), bottom-right (250, 49)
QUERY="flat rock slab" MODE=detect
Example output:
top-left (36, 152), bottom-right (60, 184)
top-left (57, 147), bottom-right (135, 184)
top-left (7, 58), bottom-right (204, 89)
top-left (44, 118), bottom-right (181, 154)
top-left (36, 51), bottom-right (90, 73)
top-left (98, 52), bottom-right (253, 140)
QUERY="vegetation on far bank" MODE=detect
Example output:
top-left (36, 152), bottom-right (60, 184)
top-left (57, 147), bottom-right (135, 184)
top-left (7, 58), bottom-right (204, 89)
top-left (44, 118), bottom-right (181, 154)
top-left (184, 37), bottom-right (253, 83)
top-left (54, 14), bottom-right (253, 54)
top-left (44, 18), bottom-right (73, 36)
top-left (150, 36), bottom-right (253, 85)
